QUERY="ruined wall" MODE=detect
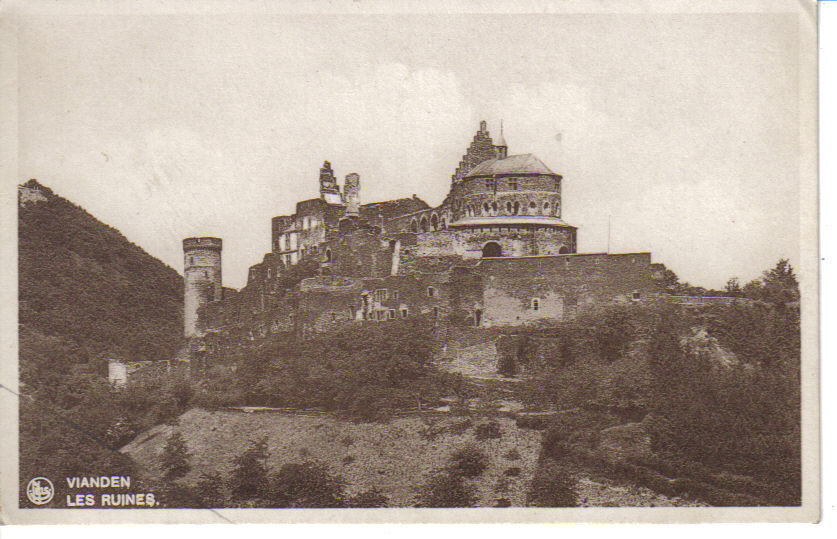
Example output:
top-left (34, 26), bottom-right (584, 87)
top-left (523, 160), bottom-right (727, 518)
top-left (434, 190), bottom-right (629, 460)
top-left (475, 253), bottom-right (656, 327)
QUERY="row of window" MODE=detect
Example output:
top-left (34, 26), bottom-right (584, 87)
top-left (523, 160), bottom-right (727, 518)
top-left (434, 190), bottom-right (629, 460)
top-left (462, 199), bottom-right (557, 218)
top-left (333, 305), bottom-right (441, 322)
top-left (480, 177), bottom-right (560, 192)
top-left (364, 286), bottom-right (437, 304)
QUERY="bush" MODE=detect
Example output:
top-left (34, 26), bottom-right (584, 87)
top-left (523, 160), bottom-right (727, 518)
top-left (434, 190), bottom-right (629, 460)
top-left (228, 437), bottom-right (270, 502)
top-left (448, 444), bottom-right (489, 478)
top-left (416, 470), bottom-right (477, 507)
top-left (475, 421), bottom-right (503, 440)
top-left (527, 462), bottom-right (578, 507)
top-left (266, 461), bottom-right (346, 508)
top-left (504, 467), bottom-right (522, 477)
top-left (159, 431), bottom-right (191, 481)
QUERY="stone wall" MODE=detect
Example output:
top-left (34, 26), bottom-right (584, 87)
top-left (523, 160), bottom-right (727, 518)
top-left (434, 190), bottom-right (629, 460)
top-left (475, 253), bottom-right (656, 327)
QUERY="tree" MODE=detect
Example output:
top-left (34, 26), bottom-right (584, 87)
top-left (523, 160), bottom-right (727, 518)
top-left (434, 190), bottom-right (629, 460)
top-left (724, 277), bottom-right (742, 297)
top-left (416, 470), bottom-right (477, 507)
top-left (228, 437), bottom-right (270, 502)
top-left (160, 431), bottom-right (191, 481)
top-left (743, 259), bottom-right (800, 304)
top-left (266, 461), bottom-right (346, 508)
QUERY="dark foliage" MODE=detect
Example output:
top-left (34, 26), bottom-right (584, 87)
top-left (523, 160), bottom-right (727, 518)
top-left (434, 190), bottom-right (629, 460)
top-left (527, 462), bottom-right (578, 507)
top-left (347, 488), bottom-right (389, 508)
top-left (18, 181), bottom-right (185, 501)
top-left (474, 421), bottom-right (503, 440)
top-left (415, 469), bottom-right (477, 508)
top-left (266, 461), bottom-right (347, 508)
top-left (228, 437), bottom-right (270, 502)
top-left (160, 431), bottom-right (191, 481)
top-left (448, 444), bottom-right (489, 478)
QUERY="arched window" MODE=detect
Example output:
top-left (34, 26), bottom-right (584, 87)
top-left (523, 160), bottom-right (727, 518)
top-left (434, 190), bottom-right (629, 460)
top-left (483, 202), bottom-right (490, 214)
top-left (482, 242), bottom-right (502, 258)
top-left (431, 214), bottom-right (439, 231)
top-left (559, 246), bottom-right (570, 254)
top-left (420, 216), bottom-right (428, 232)
top-left (474, 309), bottom-right (482, 326)
top-left (410, 219), bottom-right (418, 233)
top-left (492, 202), bottom-right (498, 215)
top-left (427, 286), bottom-right (436, 297)
top-left (506, 201), bottom-right (512, 214)
top-left (325, 248), bottom-right (332, 263)
top-left (529, 201), bottom-right (536, 210)
top-left (513, 201), bottom-right (520, 215)
top-left (544, 201), bottom-right (550, 212)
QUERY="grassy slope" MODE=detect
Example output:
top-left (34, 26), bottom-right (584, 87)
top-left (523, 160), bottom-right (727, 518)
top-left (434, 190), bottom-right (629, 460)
top-left (122, 408), bottom-right (696, 507)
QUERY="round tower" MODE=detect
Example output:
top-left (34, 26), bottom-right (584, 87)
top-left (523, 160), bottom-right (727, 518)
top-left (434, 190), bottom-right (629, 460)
top-left (183, 237), bottom-right (223, 338)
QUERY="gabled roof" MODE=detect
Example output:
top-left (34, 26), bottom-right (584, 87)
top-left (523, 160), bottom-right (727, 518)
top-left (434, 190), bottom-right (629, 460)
top-left (360, 197), bottom-right (430, 220)
top-left (464, 153), bottom-right (556, 178)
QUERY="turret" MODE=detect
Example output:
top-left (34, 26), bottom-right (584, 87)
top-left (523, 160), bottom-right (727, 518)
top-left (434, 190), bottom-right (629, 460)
top-left (183, 237), bottom-right (223, 338)
top-left (494, 120), bottom-right (508, 159)
top-left (319, 161), bottom-right (342, 204)
top-left (344, 173), bottom-right (360, 215)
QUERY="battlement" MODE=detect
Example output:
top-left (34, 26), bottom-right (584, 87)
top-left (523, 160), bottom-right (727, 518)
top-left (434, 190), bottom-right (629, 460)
top-left (183, 237), bottom-right (223, 251)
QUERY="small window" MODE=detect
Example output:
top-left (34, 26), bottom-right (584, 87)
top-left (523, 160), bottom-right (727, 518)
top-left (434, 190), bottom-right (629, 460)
top-left (374, 288), bottom-right (388, 302)
top-left (388, 309), bottom-right (396, 320)
top-left (427, 286), bottom-right (436, 298)
top-left (509, 179), bottom-right (518, 190)
top-left (513, 201), bottom-right (520, 215)
top-left (330, 312), bottom-right (337, 321)
top-left (325, 248), bottom-right (332, 263)
top-left (492, 201), bottom-right (498, 214)
top-left (391, 290), bottom-right (399, 301)
top-left (267, 268), bottom-right (272, 278)
top-left (532, 298), bottom-right (540, 311)
top-left (483, 202), bottom-right (490, 214)
top-left (506, 201), bottom-right (512, 214)
top-left (189, 256), bottom-right (194, 265)
top-left (485, 178), bottom-right (495, 190)
top-left (544, 201), bottom-right (550, 211)
top-left (529, 201), bottom-right (536, 209)
top-left (401, 308), bottom-right (408, 319)
top-left (432, 306), bottom-right (439, 318)
top-left (632, 290), bottom-right (641, 301)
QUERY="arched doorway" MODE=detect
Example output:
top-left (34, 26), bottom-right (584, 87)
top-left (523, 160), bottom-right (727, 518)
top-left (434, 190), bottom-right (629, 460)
top-left (482, 242), bottom-right (502, 258)
top-left (420, 216), bottom-right (428, 232)
top-left (559, 246), bottom-right (570, 254)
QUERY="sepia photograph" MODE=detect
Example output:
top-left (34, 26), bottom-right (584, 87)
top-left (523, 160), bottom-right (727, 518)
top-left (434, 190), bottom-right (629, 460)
top-left (0, 0), bottom-right (819, 524)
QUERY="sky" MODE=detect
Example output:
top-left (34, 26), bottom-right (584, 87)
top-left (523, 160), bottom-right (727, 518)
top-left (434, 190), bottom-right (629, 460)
top-left (16, 7), bottom-right (805, 289)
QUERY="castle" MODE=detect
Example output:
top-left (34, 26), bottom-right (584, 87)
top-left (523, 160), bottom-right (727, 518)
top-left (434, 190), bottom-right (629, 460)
top-left (183, 121), bottom-right (664, 347)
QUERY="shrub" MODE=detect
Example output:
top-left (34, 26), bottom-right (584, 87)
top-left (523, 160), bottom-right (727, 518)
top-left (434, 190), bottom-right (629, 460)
top-left (527, 462), bottom-right (578, 507)
top-left (475, 421), bottom-right (503, 440)
top-left (228, 437), bottom-right (270, 502)
top-left (449, 444), bottom-right (489, 478)
top-left (504, 467), bottom-right (522, 477)
top-left (159, 431), bottom-right (191, 481)
top-left (416, 470), bottom-right (477, 507)
top-left (267, 461), bottom-right (346, 508)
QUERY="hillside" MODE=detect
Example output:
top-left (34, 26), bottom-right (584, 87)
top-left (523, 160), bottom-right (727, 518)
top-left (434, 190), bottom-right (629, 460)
top-left (121, 408), bottom-right (697, 508)
top-left (17, 179), bottom-right (185, 504)
top-left (18, 179), bottom-right (183, 386)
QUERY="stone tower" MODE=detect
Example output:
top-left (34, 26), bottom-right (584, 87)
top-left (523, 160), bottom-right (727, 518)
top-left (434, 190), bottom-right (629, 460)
top-left (183, 237), bottom-right (223, 338)
top-left (344, 173), bottom-right (360, 215)
top-left (319, 161), bottom-right (343, 204)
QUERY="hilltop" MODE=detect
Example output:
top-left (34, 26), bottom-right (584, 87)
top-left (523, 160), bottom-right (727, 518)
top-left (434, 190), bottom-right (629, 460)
top-left (18, 180), bottom-right (186, 504)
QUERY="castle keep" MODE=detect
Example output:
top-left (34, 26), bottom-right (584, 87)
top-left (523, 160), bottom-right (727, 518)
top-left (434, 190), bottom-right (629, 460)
top-left (183, 122), bottom-right (661, 344)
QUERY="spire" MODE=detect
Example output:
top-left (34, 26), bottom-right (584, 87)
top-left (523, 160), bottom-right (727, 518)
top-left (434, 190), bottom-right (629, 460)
top-left (494, 119), bottom-right (508, 159)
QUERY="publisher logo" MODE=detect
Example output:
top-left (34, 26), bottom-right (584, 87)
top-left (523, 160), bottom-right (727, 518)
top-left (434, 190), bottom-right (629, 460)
top-left (26, 477), bottom-right (54, 505)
